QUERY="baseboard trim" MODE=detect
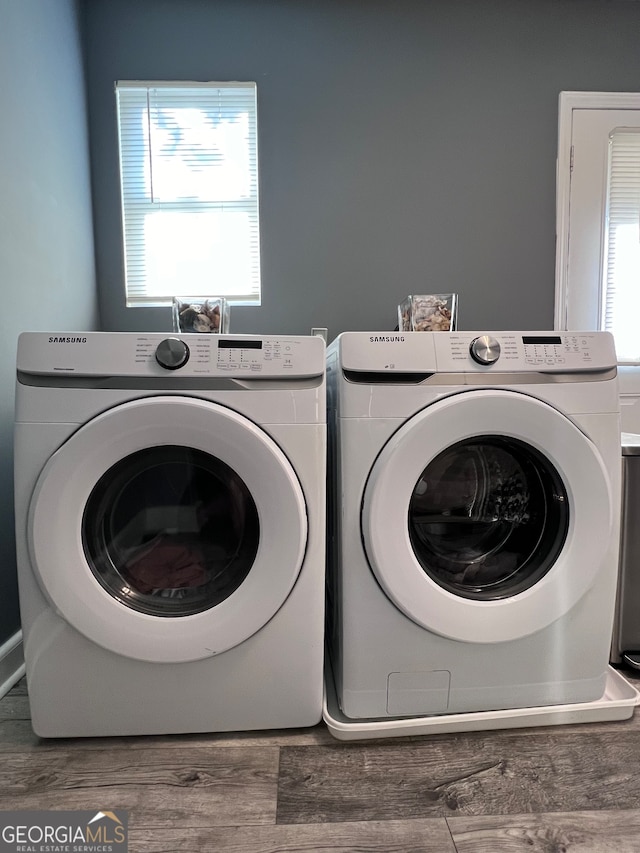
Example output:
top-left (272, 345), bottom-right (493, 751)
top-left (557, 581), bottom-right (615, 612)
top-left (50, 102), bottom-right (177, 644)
top-left (0, 631), bottom-right (25, 700)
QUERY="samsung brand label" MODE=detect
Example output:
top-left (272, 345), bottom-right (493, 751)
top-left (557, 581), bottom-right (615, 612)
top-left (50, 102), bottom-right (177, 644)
top-left (48, 336), bottom-right (87, 343)
top-left (369, 335), bottom-right (405, 343)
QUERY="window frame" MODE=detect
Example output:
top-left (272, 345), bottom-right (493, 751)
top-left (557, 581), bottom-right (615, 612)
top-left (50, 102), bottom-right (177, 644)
top-left (115, 80), bottom-right (261, 309)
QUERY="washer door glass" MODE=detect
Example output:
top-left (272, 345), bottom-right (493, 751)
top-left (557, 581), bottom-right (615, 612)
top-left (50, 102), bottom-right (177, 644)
top-left (83, 446), bottom-right (260, 617)
top-left (408, 436), bottom-right (569, 600)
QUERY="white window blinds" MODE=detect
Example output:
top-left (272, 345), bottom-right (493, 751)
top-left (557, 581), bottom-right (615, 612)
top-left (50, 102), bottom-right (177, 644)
top-left (602, 128), bottom-right (640, 362)
top-left (116, 81), bottom-right (261, 307)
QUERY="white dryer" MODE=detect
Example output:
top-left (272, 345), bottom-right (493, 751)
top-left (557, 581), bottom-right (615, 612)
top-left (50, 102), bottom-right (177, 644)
top-left (326, 331), bottom-right (621, 720)
top-left (15, 332), bottom-right (326, 737)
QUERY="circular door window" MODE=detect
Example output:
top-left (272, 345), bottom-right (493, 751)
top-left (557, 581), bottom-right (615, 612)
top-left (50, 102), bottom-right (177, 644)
top-left (83, 446), bottom-right (260, 617)
top-left (29, 396), bottom-right (307, 663)
top-left (361, 389), bottom-right (615, 643)
top-left (408, 436), bottom-right (569, 600)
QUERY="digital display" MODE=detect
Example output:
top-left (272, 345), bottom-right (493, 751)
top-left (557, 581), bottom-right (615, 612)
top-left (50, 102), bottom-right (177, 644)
top-left (218, 339), bottom-right (263, 350)
top-left (522, 336), bottom-right (562, 345)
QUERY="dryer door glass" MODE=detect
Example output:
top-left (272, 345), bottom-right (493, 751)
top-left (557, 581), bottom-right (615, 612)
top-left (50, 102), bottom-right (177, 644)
top-left (408, 436), bottom-right (569, 599)
top-left (82, 445), bottom-right (260, 616)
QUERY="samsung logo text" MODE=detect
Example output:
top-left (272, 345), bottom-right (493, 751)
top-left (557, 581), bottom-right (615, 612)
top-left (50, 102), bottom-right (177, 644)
top-left (369, 336), bottom-right (405, 343)
top-left (48, 336), bottom-right (88, 344)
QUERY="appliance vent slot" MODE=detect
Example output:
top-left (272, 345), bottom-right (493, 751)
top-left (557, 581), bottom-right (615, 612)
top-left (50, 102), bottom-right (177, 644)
top-left (343, 369), bottom-right (433, 384)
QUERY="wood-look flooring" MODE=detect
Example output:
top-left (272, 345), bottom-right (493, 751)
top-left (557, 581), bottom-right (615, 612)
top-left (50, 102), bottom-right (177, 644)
top-left (2, 672), bottom-right (640, 852)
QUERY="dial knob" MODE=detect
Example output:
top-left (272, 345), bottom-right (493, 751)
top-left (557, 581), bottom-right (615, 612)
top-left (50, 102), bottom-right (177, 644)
top-left (155, 337), bottom-right (190, 370)
top-left (469, 335), bottom-right (501, 365)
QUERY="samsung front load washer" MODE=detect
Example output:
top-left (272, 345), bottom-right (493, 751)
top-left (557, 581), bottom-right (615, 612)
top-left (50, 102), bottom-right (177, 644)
top-left (15, 332), bottom-right (326, 737)
top-left (326, 331), bottom-right (621, 720)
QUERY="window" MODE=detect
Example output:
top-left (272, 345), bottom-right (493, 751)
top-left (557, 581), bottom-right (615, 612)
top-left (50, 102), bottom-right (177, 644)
top-left (116, 81), bottom-right (260, 307)
top-left (602, 129), bottom-right (640, 362)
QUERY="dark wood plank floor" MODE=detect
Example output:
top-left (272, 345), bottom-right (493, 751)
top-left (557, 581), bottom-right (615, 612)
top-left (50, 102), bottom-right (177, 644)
top-left (2, 673), bottom-right (640, 852)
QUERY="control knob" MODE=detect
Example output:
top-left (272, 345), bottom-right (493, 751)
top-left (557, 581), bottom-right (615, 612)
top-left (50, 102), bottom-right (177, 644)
top-left (155, 337), bottom-right (190, 370)
top-left (469, 335), bottom-right (501, 365)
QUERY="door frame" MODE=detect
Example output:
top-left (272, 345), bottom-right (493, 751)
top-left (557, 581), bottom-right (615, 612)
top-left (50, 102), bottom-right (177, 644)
top-left (554, 90), bottom-right (640, 331)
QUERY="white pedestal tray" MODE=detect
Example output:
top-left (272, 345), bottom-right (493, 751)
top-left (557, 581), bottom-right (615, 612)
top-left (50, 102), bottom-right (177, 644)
top-left (323, 664), bottom-right (640, 741)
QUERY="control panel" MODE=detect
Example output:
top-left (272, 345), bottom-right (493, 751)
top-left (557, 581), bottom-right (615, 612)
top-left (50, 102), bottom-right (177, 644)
top-left (136, 335), bottom-right (322, 377)
top-left (439, 332), bottom-right (616, 371)
top-left (337, 331), bottom-right (617, 374)
top-left (522, 334), bottom-right (591, 366)
top-left (17, 333), bottom-right (326, 379)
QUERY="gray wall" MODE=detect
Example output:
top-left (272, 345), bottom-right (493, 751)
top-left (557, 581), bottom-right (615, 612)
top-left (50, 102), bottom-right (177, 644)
top-left (83, 0), bottom-right (640, 339)
top-left (0, 0), bottom-right (99, 645)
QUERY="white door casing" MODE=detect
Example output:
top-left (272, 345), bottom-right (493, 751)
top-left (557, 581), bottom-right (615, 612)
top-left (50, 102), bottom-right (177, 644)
top-left (555, 92), bottom-right (640, 424)
top-left (555, 91), bottom-right (640, 332)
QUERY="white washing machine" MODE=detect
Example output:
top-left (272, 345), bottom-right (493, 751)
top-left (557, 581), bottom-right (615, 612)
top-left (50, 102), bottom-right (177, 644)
top-left (15, 332), bottom-right (326, 737)
top-left (326, 331), bottom-right (621, 720)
